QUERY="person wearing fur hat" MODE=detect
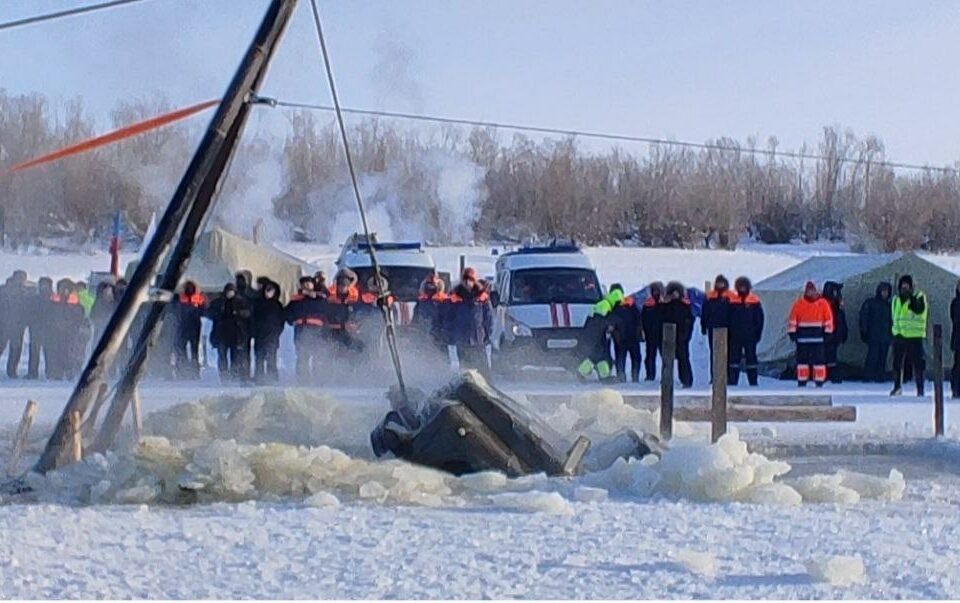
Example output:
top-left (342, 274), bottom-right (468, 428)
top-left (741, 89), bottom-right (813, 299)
top-left (325, 267), bottom-right (365, 354)
top-left (660, 281), bottom-right (695, 388)
top-left (413, 271), bottom-right (449, 350)
top-left (285, 276), bottom-right (327, 383)
top-left (207, 282), bottom-right (253, 383)
top-left (822, 281), bottom-right (849, 383)
top-left (728, 276), bottom-right (764, 386)
top-left (891, 274), bottom-right (927, 396)
top-left (446, 267), bottom-right (493, 377)
top-left (701, 274), bottom-right (733, 379)
top-left (787, 281), bottom-right (834, 387)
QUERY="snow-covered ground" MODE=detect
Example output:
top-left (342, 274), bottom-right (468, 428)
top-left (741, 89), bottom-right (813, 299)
top-left (2, 244), bottom-right (960, 599)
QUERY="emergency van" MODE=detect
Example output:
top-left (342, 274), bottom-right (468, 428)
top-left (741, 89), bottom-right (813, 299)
top-left (490, 240), bottom-right (603, 374)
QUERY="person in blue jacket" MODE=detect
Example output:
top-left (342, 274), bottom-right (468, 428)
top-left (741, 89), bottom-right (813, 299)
top-left (446, 267), bottom-right (493, 377)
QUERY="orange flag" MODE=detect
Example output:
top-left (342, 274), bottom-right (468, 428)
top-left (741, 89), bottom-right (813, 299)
top-left (7, 99), bottom-right (220, 173)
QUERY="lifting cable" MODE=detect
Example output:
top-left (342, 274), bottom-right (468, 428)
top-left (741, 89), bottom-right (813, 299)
top-left (307, 0), bottom-right (409, 403)
top-left (0, 0), bottom-right (151, 32)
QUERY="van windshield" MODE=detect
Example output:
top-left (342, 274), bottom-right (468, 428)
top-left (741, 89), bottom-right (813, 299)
top-left (509, 268), bottom-right (601, 305)
top-left (353, 266), bottom-right (435, 301)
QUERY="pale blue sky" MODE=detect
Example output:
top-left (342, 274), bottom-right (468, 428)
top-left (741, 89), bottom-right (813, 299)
top-left (2, 0), bottom-right (960, 165)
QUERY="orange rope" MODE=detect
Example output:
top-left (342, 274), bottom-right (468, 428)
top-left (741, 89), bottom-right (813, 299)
top-left (8, 99), bottom-right (220, 173)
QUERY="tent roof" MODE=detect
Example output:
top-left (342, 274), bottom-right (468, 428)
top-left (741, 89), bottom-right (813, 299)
top-left (755, 253), bottom-right (903, 291)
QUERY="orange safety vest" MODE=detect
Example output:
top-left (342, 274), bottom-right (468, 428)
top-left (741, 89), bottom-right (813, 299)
top-left (178, 292), bottom-right (207, 308)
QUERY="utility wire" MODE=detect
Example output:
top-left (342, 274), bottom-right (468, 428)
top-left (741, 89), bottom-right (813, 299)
top-left (0, 0), bottom-right (150, 32)
top-left (250, 97), bottom-right (960, 175)
top-left (307, 0), bottom-right (410, 403)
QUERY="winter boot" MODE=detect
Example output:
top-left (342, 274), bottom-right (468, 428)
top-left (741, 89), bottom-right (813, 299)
top-left (890, 386), bottom-right (902, 396)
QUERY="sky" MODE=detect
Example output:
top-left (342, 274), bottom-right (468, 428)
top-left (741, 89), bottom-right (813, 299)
top-left (2, 0), bottom-right (960, 166)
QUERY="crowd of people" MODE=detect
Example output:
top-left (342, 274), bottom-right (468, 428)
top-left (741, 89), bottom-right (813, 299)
top-left (573, 271), bottom-right (948, 397)
top-left (0, 265), bottom-right (954, 396)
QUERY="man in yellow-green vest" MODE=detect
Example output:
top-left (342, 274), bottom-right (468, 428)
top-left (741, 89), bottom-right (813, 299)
top-left (891, 274), bottom-right (928, 396)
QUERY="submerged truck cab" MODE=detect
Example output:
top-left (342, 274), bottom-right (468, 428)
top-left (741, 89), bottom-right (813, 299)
top-left (491, 241), bottom-right (603, 374)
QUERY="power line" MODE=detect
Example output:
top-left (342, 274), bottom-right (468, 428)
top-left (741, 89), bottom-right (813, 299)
top-left (0, 0), bottom-right (150, 32)
top-left (249, 96), bottom-right (959, 175)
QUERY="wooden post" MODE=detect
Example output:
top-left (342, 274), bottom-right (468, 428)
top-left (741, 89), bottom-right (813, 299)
top-left (704, 280), bottom-right (711, 294)
top-left (660, 323), bottom-right (677, 441)
top-left (711, 327), bottom-right (729, 443)
top-left (131, 388), bottom-right (144, 442)
top-left (934, 324), bottom-right (945, 437)
top-left (69, 411), bottom-right (82, 463)
top-left (459, 254), bottom-right (466, 279)
top-left (6, 401), bottom-right (37, 477)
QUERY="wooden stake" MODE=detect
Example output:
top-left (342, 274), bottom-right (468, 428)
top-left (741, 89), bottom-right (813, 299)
top-left (934, 324), bottom-right (945, 437)
top-left (131, 389), bottom-right (143, 442)
top-left (69, 411), bottom-right (82, 463)
top-left (711, 327), bottom-right (729, 443)
top-left (6, 401), bottom-right (37, 477)
top-left (660, 323), bottom-right (677, 441)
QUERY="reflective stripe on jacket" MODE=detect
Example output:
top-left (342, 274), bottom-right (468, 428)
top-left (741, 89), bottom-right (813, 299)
top-left (892, 292), bottom-right (928, 339)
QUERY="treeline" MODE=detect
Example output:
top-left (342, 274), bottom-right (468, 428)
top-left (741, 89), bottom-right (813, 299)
top-left (3, 88), bottom-right (960, 251)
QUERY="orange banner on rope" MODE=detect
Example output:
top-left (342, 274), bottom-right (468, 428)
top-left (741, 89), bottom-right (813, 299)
top-left (7, 99), bottom-right (221, 174)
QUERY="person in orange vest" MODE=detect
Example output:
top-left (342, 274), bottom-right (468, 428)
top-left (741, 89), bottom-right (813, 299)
top-left (701, 274), bottom-right (733, 379)
top-left (660, 281), bottom-right (695, 388)
top-left (53, 279), bottom-right (86, 381)
top-left (608, 283), bottom-right (642, 383)
top-left (173, 280), bottom-right (207, 380)
top-left (728, 277), bottom-right (764, 386)
top-left (446, 267), bottom-right (493, 377)
top-left (326, 268), bottom-right (365, 355)
top-left (787, 281), bottom-right (834, 387)
top-left (285, 276), bottom-right (327, 383)
top-left (413, 272), bottom-right (450, 353)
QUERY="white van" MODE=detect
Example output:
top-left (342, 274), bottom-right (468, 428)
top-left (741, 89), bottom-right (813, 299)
top-left (490, 241), bottom-right (603, 373)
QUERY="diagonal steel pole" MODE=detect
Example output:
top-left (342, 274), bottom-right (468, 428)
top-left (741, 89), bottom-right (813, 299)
top-left (33, 0), bottom-right (299, 473)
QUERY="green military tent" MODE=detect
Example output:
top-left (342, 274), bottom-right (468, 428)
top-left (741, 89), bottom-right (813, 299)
top-left (754, 252), bottom-right (960, 377)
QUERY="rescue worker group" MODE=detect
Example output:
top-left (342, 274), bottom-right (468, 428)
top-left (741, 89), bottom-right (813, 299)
top-left (0, 266), bottom-right (952, 397)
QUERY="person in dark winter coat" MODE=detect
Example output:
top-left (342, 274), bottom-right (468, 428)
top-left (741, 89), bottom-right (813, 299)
top-left (0, 270), bottom-right (31, 378)
top-left (207, 282), bottom-right (252, 383)
top-left (253, 280), bottom-right (285, 384)
top-left (822, 281), bottom-right (849, 383)
top-left (950, 281), bottom-right (960, 398)
top-left (859, 282), bottom-right (893, 382)
top-left (640, 281), bottom-right (665, 381)
top-left (891, 274), bottom-right (927, 396)
top-left (608, 283), bottom-right (642, 383)
top-left (701, 274), bottom-right (732, 379)
top-left (89, 282), bottom-right (116, 346)
top-left (234, 271), bottom-right (257, 380)
top-left (727, 276), bottom-right (764, 386)
top-left (413, 272), bottom-right (449, 350)
top-left (173, 280), bottom-right (207, 380)
top-left (53, 279), bottom-right (87, 380)
top-left (446, 267), bottom-right (493, 377)
top-left (27, 277), bottom-right (55, 379)
top-left (286, 277), bottom-right (327, 383)
top-left (660, 281), bottom-right (695, 388)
